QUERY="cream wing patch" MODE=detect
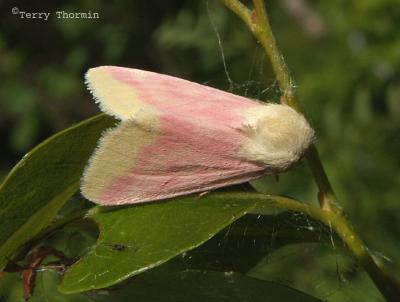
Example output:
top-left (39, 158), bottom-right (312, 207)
top-left (81, 119), bottom-right (159, 203)
top-left (85, 67), bottom-right (152, 120)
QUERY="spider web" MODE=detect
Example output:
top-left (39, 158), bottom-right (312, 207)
top-left (206, 0), bottom-right (280, 102)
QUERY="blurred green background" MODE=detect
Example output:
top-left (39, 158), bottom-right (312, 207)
top-left (0, 0), bottom-right (399, 301)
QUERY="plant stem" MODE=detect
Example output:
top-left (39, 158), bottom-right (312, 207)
top-left (306, 145), bottom-right (338, 209)
top-left (219, 0), bottom-right (254, 30)
top-left (250, 0), bottom-right (338, 209)
top-left (220, 0), bottom-right (336, 207)
top-left (252, 0), bottom-right (294, 105)
top-left (221, 0), bottom-right (337, 208)
top-left (220, 0), bottom-right (400, 300)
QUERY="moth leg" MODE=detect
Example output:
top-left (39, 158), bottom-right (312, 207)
top-left (198, 191), bottom-right (211, 197)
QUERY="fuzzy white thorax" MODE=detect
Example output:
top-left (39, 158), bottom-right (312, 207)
top-left (240, 104), bottom-right (314, 171)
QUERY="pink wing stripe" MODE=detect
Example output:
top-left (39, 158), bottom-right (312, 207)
top-left (108, 66), bottom-right (257, 125)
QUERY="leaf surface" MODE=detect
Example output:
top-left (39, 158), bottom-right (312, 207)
top-left (0, 114), bottom-right (114, 268)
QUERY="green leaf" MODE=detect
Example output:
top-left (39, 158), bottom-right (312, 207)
top-left (95, 269), bottom-right (323, 302)
top-left (0, 114), bottom-right (115, 268)
top-left (60, 193), bottom-right (264, 293)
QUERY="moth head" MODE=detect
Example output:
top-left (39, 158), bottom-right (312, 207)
top-left (240, 104), bottom-right (314, 171)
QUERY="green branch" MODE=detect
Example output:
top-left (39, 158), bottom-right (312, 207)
top-left (219, 0), bottom-right (254, 31)
top-left (220, 0), bottom-right (400, 300)
top-left (220, 0), bottom-right (295, 107)
top-left (220, 0), bottom-right (336, 208)
top-left (252, 0), bottom-right (294, 105)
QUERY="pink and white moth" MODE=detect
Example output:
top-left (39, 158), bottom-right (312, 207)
top-left (81, 66), bottom-right (314, 206)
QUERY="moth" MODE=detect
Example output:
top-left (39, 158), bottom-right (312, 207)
top-left (81, 66), bottom-right (314, 205)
